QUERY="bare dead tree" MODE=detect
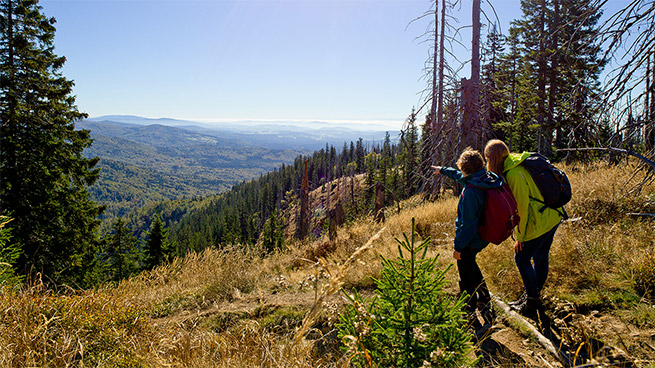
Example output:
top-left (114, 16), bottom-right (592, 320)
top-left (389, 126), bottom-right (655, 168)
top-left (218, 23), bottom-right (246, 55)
top-left (459, 0), bottom-right (483, 153)
top-left (470, 0), bottom-right (482, 150)
top-left (409, 0), bottom-right (463, 198)
top-left (597, 0), bottom-right (654, 109)
top-left (296, 160), bottom-right (309, 240)
top-left (594, 0), bottom-right (655, 151)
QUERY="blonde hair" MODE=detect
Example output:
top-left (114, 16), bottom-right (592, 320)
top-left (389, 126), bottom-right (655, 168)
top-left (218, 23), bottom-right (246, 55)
top-left (484, 139), bottom-right (509, 176)
top-left (456, 147), bottom-right (485, 176)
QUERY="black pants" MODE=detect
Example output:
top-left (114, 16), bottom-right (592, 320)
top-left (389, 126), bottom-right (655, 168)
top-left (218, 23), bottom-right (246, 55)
top-left (457, 246), bottom-right (490, 313)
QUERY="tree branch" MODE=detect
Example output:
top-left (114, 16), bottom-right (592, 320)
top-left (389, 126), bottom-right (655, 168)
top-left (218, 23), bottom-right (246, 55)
top-left (556, 147), bottom-right (655, 169)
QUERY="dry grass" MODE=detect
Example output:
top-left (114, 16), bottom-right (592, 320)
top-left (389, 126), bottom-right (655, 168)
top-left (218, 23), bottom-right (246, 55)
top-left (548, 160), bottom-right (654, 307)
top-left (0, 159), bottom-right (653, 367)
top-left (0, 281), bottom-right (154, 367)
top-left (480, 159), bottom-right (655, 308)
top-left (114, 244), bottom-right (266, 315)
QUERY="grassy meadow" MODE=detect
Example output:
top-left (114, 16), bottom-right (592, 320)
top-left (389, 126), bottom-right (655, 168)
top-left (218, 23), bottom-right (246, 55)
top-left (1, 159), bottom-right (654, 367)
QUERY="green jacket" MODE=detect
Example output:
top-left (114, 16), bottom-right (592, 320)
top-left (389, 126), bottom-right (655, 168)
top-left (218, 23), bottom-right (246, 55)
top-left (440, 167), bottom-right (503, 252)
top-left (503, 152), bottom-right (562, 242)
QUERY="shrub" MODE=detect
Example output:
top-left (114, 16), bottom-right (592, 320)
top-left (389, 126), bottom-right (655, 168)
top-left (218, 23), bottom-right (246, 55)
top-left (337, 219), bottom-right (475, 368)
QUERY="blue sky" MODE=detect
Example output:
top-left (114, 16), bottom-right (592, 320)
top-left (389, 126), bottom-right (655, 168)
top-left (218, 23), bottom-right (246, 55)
top-left (39, 0), bottom-right (531, 130)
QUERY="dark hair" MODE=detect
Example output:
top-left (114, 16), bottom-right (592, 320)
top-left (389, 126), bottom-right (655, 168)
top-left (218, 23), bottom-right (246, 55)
top-left (456, 148), bottom-right (485, 176)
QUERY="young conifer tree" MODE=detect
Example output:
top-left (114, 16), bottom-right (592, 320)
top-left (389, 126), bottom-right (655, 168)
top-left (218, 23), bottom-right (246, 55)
top-left (0, 0), bottom-right (103, 284)
top-left (338, 219), bottom-right (475, 368)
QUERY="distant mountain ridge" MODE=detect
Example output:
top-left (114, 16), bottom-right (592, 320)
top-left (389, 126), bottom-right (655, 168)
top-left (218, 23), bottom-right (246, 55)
top-left (86, 115), bottom-right (399, 151)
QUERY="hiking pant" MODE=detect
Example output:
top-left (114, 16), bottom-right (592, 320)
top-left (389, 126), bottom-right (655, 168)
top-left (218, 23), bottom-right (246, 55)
top-left (514, 224), bottom-right (559, 299)
top-left (457, 246), bottom-right (490, 312)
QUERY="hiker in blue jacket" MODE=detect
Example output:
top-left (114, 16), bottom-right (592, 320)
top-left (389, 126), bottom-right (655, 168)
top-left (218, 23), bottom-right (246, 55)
top-left (433, 148), bottom-right (502, 329)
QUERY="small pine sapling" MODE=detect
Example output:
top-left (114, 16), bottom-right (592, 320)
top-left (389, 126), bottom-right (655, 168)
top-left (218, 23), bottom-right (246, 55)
top-left (337, 218), bottom-right (476, 368)
top-left (0, 217), bottom-right (22, 285)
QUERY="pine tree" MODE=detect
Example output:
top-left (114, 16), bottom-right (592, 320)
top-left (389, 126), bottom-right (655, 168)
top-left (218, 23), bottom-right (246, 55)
top-left (0, 0), bottom-right (103, 284)
top-left (493, 27), bottom-right (521, 149)
top-left (481, 23), bottom-right (508, 141)
top-left (363, 151), bottom-right (377, 206)
top-left (296, 160), bottom-right (309, 240)
top-left (400, 112), bottom-right (419, 197)
top-left (508, 0), bottom-right (605, 155)
top-left (100, 218), bottom-right (140, 282)
top-left (337, 219), bottom-right (474, 367)
top-left (261, 209), bottom-right (284, 253)
top-left (355, 138), bottom-right (365, 174)
top-left (550, 0), bottom-right (604, 153)
top-left (143, 215), bottom-right (171, 270)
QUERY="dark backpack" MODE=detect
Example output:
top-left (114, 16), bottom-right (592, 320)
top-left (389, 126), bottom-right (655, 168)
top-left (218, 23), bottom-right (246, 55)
top-left (521, 153), bottom-right (571, 218)
top-left (467, 181), bottom-right (520, 245)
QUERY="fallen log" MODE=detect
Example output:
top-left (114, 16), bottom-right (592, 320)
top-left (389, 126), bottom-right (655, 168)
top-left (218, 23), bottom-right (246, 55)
top-left (491, 294), bottom-right (569, 367)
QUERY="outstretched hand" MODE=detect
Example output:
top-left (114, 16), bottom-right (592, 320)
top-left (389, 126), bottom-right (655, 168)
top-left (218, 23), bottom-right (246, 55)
top-left (432, 165), bottom-right (442, 175)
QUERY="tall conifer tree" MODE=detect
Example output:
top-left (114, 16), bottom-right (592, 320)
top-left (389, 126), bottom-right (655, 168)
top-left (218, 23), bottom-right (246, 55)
top-left (144, 215), bottom-right (171, 269)
top-left (101, 218), bottom-right (139, 282)
top-left (508, 0), bottom-right (604, 155)
top-left (0, 0), bottom-right (103, 284)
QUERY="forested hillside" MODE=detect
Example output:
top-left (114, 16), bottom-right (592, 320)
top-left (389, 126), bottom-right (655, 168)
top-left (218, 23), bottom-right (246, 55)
top-left (129, 127), bottom-right (418, 253)
top-left (80, 119), bottom-right (397, 223)
top-left (80, 120), bottom-right (307, 220)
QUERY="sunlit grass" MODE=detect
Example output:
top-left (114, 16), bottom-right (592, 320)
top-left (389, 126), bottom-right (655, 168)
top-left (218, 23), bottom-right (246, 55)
top-left (0, 159), bottom-right (652, 367)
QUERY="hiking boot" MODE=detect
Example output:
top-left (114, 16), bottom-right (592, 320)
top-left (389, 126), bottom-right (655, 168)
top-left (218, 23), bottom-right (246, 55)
top-left (508, 292), bottom-right (527, 310)
top-left (467, 312), bottom-right (483, 332)
top-left (477, 299), bottom-right (495, 326)
top-left (518, 297), bottom-right (543, 321)
top-left (479, 305), bottom-right (495, 326)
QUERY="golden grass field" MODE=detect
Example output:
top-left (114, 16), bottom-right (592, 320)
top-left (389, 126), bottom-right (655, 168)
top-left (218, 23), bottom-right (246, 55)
top-left (1, 159), bottom-right (654, 367)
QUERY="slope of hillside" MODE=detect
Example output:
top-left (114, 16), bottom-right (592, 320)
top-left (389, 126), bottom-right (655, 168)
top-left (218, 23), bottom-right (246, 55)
top-left (1, 160), bottom-right (653, 367)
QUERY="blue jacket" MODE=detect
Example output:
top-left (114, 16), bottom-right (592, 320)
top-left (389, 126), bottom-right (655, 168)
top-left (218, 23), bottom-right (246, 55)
top-left (440, 167), bottom-right (504, 252)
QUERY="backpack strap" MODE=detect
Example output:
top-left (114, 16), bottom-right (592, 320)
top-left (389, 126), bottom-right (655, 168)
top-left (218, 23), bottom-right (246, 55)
top-left (529, 195), bottom-right (569, 220)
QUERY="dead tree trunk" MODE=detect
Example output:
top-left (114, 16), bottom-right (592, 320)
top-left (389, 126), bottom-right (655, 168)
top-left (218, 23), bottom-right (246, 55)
top-left (437, 0), bottom-right (446, 130)
top-left (374, 181), bottom-right (385, 223)
top-left (537, 0), bottom-right (548, 156)
top-left (460, 78), bottom-right (475, 152)
top-left (431, 0), bottom-right (439, 133)
top-left (296, 160), bottom-right (309, 240)
top-left (434, 0), bottom-right (448, 194)
top-left (546, 0), bottom-right (559, 157)
top-left (429, 0), bottom-right (441, 198)
top-left (460, 0), bottom-right (481, 152)
top-left (647, 50), bottom-right (655, 151)
top-left (471, 0), bottom-right (481, 151)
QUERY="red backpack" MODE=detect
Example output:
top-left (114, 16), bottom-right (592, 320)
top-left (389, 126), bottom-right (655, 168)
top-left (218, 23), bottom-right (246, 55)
top-left (467, 182), bottom-right (520, 245)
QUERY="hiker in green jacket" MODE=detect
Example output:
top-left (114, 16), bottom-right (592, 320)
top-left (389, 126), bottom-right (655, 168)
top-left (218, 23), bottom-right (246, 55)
top-left (433, 148), bottom-right (500, 329)
top-left (484, 139), bottom-right (562, 321)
